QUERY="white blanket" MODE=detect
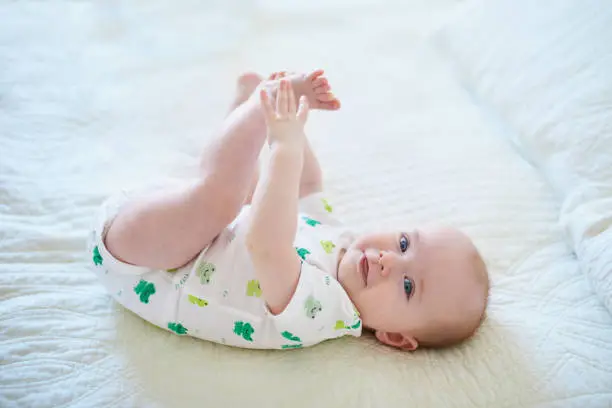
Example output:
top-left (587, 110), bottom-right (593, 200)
top-left (2, 1), bottom-right (612, 407)
top-left (435, 0), bottom-right (612, 316)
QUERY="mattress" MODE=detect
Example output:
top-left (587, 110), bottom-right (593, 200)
top-left (2, 1), bottom-right (612, 407)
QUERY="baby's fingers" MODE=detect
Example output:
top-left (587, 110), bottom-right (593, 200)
top-left (287, 81), bottom-right (297, 115)
top-left (259, 89), bottom-right (275, 122)
top-left (277, 79), bottom-right (289, 116)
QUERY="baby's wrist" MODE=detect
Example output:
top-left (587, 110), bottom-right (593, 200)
top-left (269, 134), bottom-right (305, 151)
top-left (269, 140), bottom-right (304, 156)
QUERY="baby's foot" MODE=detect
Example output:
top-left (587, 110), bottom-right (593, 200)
top-left (230, 72), bottom-right (263, 111)
top-left (263, 70), bottom-right (340, 110)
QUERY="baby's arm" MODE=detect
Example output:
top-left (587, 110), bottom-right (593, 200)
top-left (299, 138), bottom-right (323, 198)
top-left (246, 81), bottom-right (308, 315)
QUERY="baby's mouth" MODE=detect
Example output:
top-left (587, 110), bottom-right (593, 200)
top-left (359, 253), bottom-right (369, 287)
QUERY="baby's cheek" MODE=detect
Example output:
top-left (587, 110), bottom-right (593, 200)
top-left (358, 288), bottom-right (394, 326)
top-left (351, 234), bottom-right (377, 250)
top-left (350, 233), bottom-right (394, 253)
top-left (348, 239), bottom-right (365, 252)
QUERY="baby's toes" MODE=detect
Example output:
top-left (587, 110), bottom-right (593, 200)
top-left (312, 77), bottom-right (328, 89)
top-left (316, 100), bottom-right (340, 110)
top-left (315, 84), bottom-right (331, 94)
top-left (268, 71), bottom-right (290, 80)
top-left (316, 92), bottom-right (336, 102)
top-left (269, 72), bottom-right (284, 80)
top-left (323, 100), bottom-right (341, 110)
top-left (307, 69), bottom-right (325, 82)
top-left (316, 92), bottom-right (341, 110)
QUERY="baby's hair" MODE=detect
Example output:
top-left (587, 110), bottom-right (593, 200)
top-left (417, 250), bottom-right (489, 349)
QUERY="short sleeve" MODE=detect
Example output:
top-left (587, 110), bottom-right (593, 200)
top-left (271, 262), bottom-right (362, 347)
top-left (298, 192), bottom-right (342, 227)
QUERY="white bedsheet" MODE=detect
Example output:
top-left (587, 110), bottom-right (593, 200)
top-left (2, 1), bottom-right (612, 407)
top-left (435, 0), bottom-right (612, 316)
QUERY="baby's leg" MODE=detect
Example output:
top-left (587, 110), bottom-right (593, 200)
top-left (105, 71), bottom-right (337, 270)
top-left (105, 73), bottom-right (267, 269)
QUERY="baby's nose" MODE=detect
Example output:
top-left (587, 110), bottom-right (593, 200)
top-left (363, 249), bottom-right (387, 276)
top-left (379, 251), bottom-right (401, 275)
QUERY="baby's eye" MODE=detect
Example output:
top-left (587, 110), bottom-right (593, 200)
top-left (399, 234), bottom-right (410, 253)
top-left (404, 277), bottom-right (414, 299)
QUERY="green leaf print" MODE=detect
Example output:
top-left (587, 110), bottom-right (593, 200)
top-left (302, 216), bottom-right (321, 227)
top-left (188, 294), bottom-right (209, 307)
top-left (296, 247), bottom-right (311, 261)
top-left (334, 320), bottom-right (348, 330)
top-left (168, 322), bottom-right (188, 335)
top-left (320, 240), bottom-right (336, 254)
top-left (233, 321), bottom-right (255, 342)
top-left (92, 246), bottom-right (103, 266)
top-left (304, 296), bottom-right (323, 319)
top-left (133, 279), bottom-right (156, 304)
top-left (245, 280), bottom-right (262, 297)
top-left (196, 261), bottom-right (216, 285)
top-left (281, 331), bottom-right (301, 342)
top-left (321, 198), bottom-right (333, 213)
top-left (334, 318), bottom-right (361, 331)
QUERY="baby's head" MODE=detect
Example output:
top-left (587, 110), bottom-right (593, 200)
top-left (337, 226), bottom-right (488, 350)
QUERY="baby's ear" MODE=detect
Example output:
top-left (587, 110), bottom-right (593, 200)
top-left (375, 331), bottom-right (418, 351)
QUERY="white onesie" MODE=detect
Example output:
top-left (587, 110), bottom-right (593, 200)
top-left (89, 191), bottom-right (362, 350)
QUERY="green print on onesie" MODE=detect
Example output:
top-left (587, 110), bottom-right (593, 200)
top-left (188, 294), bottom-right (208, 307)
top-left (321, 198), bottom-right (333, 213)
top-left (196, 261), bottom-right (216, 285)
top-left (233, 321), bottom-right (255, 342)
top-left (281, 344), bottom-right (303, 349)
top-left (302, 216), bottom-right (321, 227)
top-left (281, 331), bottom-right (301, 342)
top-left (134, 279), bottom-right (156, 304)
top-left (245, 280), bottom-right (262, 297)
top-left (304, 296), bottom-right (323, 319)
top-left (334, 319), bottom-right (362, 331)
top-left (320, 240), bottom-right (336, 254)
top-left (168, 322), bottom-right (188, 335)
top-left (335, 309), bottom-right (362, 330)
top-left (281, 331), bottom-right (303, 349)
top-left (296, 247), bottom-right (311, 261)
top-left (92, 246), bottom-right (103, 266)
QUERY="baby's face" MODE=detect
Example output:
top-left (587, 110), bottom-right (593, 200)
top-left (337, 226), bottom-right (487, 350)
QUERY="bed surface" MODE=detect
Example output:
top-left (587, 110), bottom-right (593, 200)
top-left (2, 1), bottom-right (612, 407)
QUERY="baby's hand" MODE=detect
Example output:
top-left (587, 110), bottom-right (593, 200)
top-left (260, 79), bottom-right (309, 148)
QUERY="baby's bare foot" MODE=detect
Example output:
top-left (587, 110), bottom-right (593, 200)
top-left (230, 72), bottom-right (263, 111)
top-left (263, 70), bottom-right (340, 110)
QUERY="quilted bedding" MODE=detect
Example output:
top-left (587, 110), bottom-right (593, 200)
top-left (2, 1), bottom-right (612, 407)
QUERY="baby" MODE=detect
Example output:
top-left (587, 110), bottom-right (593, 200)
top-left (89, 70), bottom-right (489, 350)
